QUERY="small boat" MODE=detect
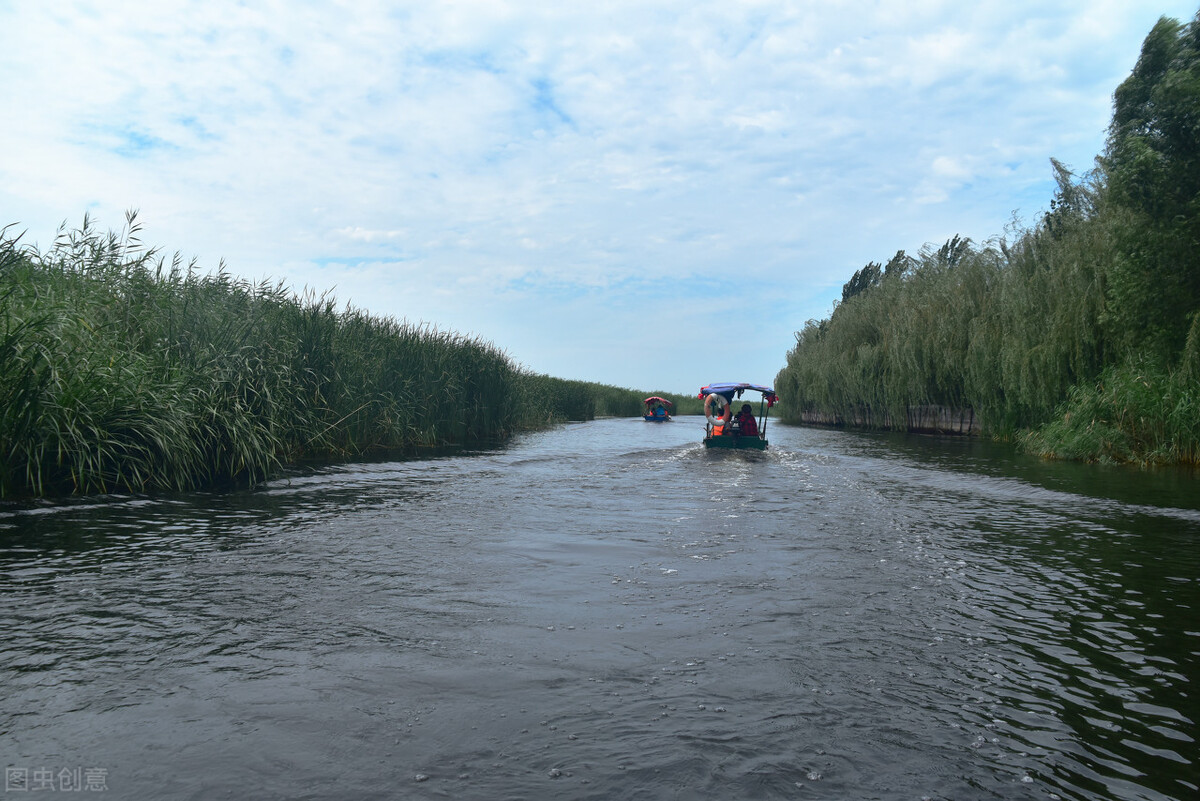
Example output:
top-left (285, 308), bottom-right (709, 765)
top-left (698, 382), bottom-right (778, 449)
top-left (643, 396), bottom-right (674, 421)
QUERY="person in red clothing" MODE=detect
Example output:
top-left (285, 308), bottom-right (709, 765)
top-left (734, 404), bottom-right (758, 436)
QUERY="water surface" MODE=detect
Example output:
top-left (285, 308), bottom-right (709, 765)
top-left (3, 418), bottom-right (1197, 800)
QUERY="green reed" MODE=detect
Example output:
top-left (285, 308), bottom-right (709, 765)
top-left (0, 213), bottom-right (658, 498)
top-left (1020, 359), bottom-right (1200, 464)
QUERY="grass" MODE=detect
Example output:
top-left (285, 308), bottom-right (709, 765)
top-left (0, 213), bottom-right (678, 498)
top-left (1021, 360), bottom-right (1200, 465)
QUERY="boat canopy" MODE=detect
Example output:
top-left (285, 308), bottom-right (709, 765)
top-left (643, 396), bottom-right (673, 406)
top-left (698, 382), bottom-right (778, 408)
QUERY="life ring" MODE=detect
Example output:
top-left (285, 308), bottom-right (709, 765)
top-left (704, 393), bottom-right (730, 427)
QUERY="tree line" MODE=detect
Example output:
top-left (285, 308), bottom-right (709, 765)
top-left (775, 9), bottom-right (1200, 465)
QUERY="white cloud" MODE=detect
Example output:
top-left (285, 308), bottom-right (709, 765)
top-left (1, 0), bottom-right (1195, 392)
top-left (337, 227), bottom-right (407, 243)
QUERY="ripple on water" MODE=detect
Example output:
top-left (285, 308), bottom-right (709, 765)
top-left (1, 419), bottom-right (1196, 800)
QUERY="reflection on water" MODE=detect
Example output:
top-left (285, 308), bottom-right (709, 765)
top-left (2, 417), bottom-right (1197, 800)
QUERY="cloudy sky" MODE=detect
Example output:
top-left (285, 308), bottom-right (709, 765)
top-left (2, 1), bottom-right (1194, 395)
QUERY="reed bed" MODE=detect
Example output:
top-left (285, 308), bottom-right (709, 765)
top-left (1021, 355), bottom-right (1200, 465)
top-left (0, 213), bottom-right (657, 498)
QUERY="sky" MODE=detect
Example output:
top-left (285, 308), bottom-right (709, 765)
top-left (2, 1), bottom-right (1196, 395)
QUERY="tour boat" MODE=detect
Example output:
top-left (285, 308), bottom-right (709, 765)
top-left (643, 396), bottom-right (674, 421)
top-left (699, 382), bottom-right (778, 449)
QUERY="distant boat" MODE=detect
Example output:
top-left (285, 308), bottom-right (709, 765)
top-left (698, 382), bottom-right (778, 449)
top-left (643, 396), bottom-right (674, 421)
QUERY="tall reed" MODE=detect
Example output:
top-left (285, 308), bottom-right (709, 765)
top-left (1021, 360), bottom-right (1200, 464)
top-left (0, 213), bottom-right (664, 498)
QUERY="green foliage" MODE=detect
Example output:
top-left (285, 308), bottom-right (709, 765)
top-left (0, 214), bottom-right (660, 498)
top-left (779, 235), bottom-right (1002, 431)
top-left (1021, 361), bottom-right (1200, 464)
top-left (668, 393), bottom-right (705, 416)
top-left (776, 9), bottom-right (1200, 465)
top-left (505, 374), bottom-right (691, 423)
top-left (839, 251), bottom-right (908, 303)
top-left (1104, 12), bottom-right (1200, 361)
top-left (776, 158), bottom-right (1195, 459)
top-left (840, 261), bottom-right (882, 303)
top-left (963, 162), bottom-right (1112, 431)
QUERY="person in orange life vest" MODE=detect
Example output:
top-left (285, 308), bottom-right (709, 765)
top-left (711, 401), bottom-right (732, 435)
top-left (734, 403), bottom-right (758, 436)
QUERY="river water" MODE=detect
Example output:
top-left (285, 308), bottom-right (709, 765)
top-left (2, 417), bottom-right (1197, 800)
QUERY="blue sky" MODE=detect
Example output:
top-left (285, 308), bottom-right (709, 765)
top-left (2, 1), bottom-right (1196, 395)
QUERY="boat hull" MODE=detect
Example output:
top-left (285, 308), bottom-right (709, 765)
top-left (703, 435), bottom-right (767, 450)
top-left (643, 415), bottom-right (672, 422)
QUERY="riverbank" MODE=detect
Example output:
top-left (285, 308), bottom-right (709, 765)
top-left (0, 215), bottom-right (694, 499)
top-left (795, 405), bottom-right (980, 435)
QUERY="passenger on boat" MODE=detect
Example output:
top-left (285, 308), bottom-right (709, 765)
top-left (734, 404), bottom-right (758, 436)
top-left (711, 403), bottom-right (731, 435)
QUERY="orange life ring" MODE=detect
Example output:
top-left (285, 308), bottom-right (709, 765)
top-left (704, 393), bottom-right (730, 428)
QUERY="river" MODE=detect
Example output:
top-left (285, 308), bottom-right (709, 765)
top-left (2, 417), bottom-right (1197, 800)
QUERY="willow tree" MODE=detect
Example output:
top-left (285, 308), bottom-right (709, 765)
top-left (1104, 11), bottom-right (1200, 364)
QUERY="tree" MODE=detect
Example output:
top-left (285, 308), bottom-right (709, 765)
top-left (1104, 11), bottom-right (1200, 361)
top-left (841, 261), bottom-right (882, 303)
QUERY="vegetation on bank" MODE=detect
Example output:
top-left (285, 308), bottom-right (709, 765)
top-left (775, 9), bottom-right (1200, 465)
top-left (0, 215), bottom-right (689, 498)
